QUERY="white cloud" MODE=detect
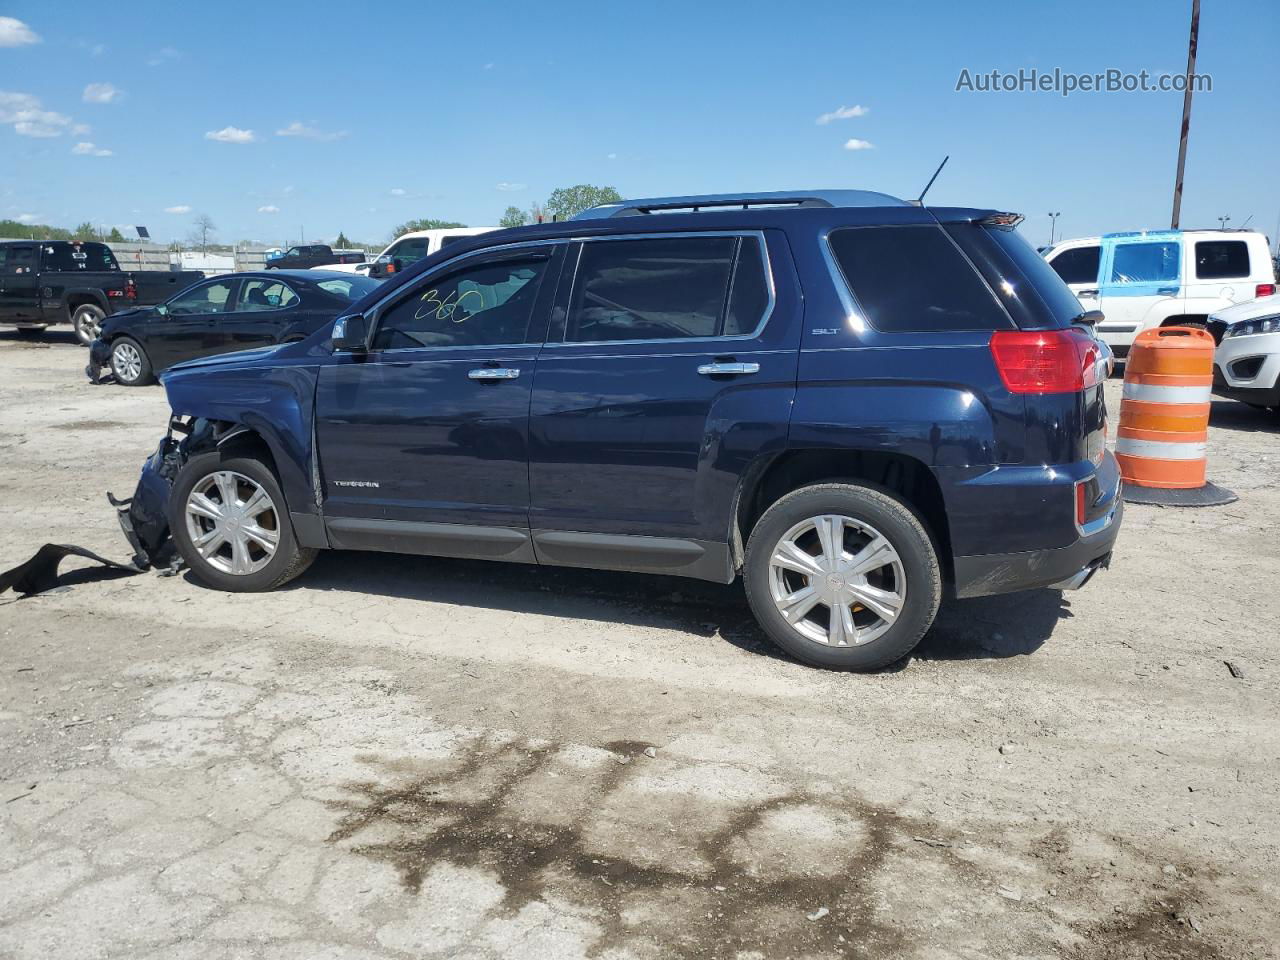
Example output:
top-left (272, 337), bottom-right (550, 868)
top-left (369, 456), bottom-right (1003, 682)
top-left (71, 141), bottom-right (112, 157)
top-left (257, 205), bottom-right (280, 214)
top-left (483, 62), bottom-right (494, 70)
top-left (389, 187), bottom-right (407, 196)
top-left (146, 47), bottom-right (181, 67)
top-left (0, 91), bottom-right (73, 137)
top-left (71, 123), bottom-right (90, 135)
top-left (606, 152), bottom-right (617, 160)
top-left (843, 138), bottom-right (875, 151)
top-left (205, 126), bottom-right (255, 144)
top-left (495, 182), bottom-right (526, 192)
top-left (275, 121), bottom-right (347, 141)
top-left (817, 104), bottom-right (869, 125)
top-left (83, 83), bottom-right (121, 104)
top-left (15, 213), bottom-right (40, 223)
top-left (0, 16), bottom-right (40, 47)
top-left (164, 205), bottom-right (192, 214)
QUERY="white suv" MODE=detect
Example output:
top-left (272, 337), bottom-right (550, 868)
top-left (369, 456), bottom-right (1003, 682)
top-left (316, 227), bottom-right (497, 277)
top-left (1210, 293), bottom-right (1280, 412)
top-left (1043, 229), bottom-right (1276, 356)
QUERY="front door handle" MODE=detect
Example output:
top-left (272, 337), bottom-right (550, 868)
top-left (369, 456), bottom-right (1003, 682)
top-left (1078, 289), bottom-right (1099, 298)
top-left (697, 362), bottom-right (760, 376)
top-left (1156, 287), bottom-right (1179, 296)
top-left (468, 367), bottom-right (520, 381)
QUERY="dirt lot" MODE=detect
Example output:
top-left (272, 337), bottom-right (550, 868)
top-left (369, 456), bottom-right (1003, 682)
top-left (1, 329), bottom-right (1277, 960)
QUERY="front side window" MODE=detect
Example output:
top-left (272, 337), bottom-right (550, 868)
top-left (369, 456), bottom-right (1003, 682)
top-left (372, 254), bottom-right (549, 350)
top-left (285, 247), bottom-right (304, 258)
top-left (239, 279), bottom-right (298, 312)
top-left (384, 237), bottom-right (431, 266)
top-left (1047, 246), bottom-right (1100, 285)
top-left (1109, 242), bottom-right (1179, 284)
top-left (1195, 240), bottom-right (1249, 280)
top-left (565, 235), bottom-right (768, 343)
top-left (169, 279), bottom-right (236, 316)
top-left (828, 225), bottom-right (1009, 332)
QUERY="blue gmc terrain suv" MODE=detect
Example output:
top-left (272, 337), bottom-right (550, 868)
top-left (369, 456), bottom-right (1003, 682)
top-left (126, 190), bottom-right (1123, 670)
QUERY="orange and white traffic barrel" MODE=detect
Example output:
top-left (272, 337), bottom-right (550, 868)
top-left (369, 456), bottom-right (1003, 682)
top-left (1116, 327), bottom-right (1235, 506)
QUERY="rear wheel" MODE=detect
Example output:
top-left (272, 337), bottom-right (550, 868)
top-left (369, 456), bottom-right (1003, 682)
top-left (72, 304), bottom-right (106, 345)
top-left (169, 453), bottom-right (316, 592)
top-left (109, 337), bottom-right (153, 386)
top-left (744, 483), bottom-right (941, 670)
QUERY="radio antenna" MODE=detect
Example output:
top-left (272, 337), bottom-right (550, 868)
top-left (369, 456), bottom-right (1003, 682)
top-left (915, 156), bottom-right (949, 206)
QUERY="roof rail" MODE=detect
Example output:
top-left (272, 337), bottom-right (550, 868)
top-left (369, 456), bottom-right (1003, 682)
top-left (572, 189), bottom-right (910, 220)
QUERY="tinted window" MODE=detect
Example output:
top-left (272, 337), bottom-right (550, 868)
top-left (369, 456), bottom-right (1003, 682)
top-left (1195, 240), bottom-right (1249, 280)
top-left (979, 226), bottom-right (1088, 326)
top-left (169, 279), bottom-right (236, 315)
top-left (372, 254), bottom-right (548, 350)
top-left (385, 237), bottom-right (431, 265)
top-left (1047, 246), bottom-right (1100, 285)
top-left (1110, 242), bottom-right (1179, 283)
top-left (3, 246), bottom-right (36, 275)
top-left (440, 235), bottom-right (469, 248)
top-left (239, 279), bottom-right (298, 312)
top-left (315, 277), bottom-right (379, 301)
top-left (828, 225), bottom-right (1008, 332)
top-left (40, 242), bottom-right (119, 272)
top-left (724, 236), bottom-right (770, 335)
top-left (566, 236), bottom-right (737, 343)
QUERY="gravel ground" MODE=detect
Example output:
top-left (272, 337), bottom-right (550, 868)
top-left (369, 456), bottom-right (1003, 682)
top-left (1, 329), bottom-right (1277, 960)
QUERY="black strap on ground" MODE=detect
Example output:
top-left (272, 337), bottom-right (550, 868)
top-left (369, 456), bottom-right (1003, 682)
top-left (0, 543), bottom-right (143, 597)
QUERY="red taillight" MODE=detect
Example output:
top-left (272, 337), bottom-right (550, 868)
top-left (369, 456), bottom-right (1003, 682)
top-left (1257, 283), bottom-right (1276, 299)
top-left (990, 329), bottom-right (1100, 394)
top-left (125, 278), bottom-right (137, 300)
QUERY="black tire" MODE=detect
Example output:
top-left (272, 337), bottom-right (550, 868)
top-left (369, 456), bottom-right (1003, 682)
top-left (72, 304), bottom-right (106, 346)
top-left (169, 453), bottom-right (316, 592)
top-left (109, 336), bottom-right (154, 386)
top-left (743, 482), bottom-right (941, 671)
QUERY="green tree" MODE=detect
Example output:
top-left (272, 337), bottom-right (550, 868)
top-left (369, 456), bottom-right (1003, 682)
top-left (391, 218), bottom-right (466, 239)
top-left (0, 219), bottom-right (71, 240)
top-left (73, 221), bottom-right (99, 240)
top-left (106, 227), bottom-right (125, 243)
top-left (335, 231), bottom-right (350, 248)
top-left (499, 206), bottom-right (526, 229)
top-left (544, 184), bottom-right (622, 221)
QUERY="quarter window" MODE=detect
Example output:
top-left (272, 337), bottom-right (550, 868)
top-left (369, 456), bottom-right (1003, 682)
top-left (1194, 240), bottom-right (1250, 280)
top-left (1047, 246), bottom-right (1100, 285)
top-left (1110, 242), bottom-right (1179, 283)
top-left (372, 254), bottom-right (549, 350)
top-left (169, 279), bottom-right (236, 316)
top-left (239, 279), bottom-right (298, 312)
top-left (828, 225), bottom-right (1009, 332)
top-left (565, 235), bottom-right (768, 343)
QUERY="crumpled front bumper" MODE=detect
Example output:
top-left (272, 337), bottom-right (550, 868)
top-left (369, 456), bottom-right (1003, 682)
top-left (112, 435), bottom-right (181, 570)
top-left (86, 338), bottom-right (111, 384)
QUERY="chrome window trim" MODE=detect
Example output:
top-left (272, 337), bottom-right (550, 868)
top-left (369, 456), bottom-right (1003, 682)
top-left (547, 229), bottom-right (776, 348)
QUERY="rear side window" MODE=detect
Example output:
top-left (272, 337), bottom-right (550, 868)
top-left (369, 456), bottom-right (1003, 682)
top-left (1195, 240), bottom-right (1249, 280)
top-left (565, 235), bottom-right (769, 343)
top-left (1047, 246), bottom-right (1100, 285)
top-left (828, 225), bottom-right (1008, 332)
top-left (1110, 242), bottom-right (1179, 283)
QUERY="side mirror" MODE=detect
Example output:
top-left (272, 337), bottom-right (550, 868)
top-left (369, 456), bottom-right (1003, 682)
top-left (155, 303), bottom-right (169, 318)
top-left (1075, 310), bottom-right (1104, 327)
top-left (332, 313), bottom-right (370, 352)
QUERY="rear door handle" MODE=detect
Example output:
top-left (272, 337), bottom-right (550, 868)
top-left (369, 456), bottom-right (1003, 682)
top-left (468, 367), bottom-right (520, 381)
top-left (1078, 289), bottom-right (1099, 298)
top-left (697, 362), bottom-right (760, 376)
top-left (1156, 287), bottom-right (1179, 296)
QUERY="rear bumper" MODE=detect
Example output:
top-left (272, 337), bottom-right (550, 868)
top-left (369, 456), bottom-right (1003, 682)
top-left (952, 496), bottom-right (1122, 597)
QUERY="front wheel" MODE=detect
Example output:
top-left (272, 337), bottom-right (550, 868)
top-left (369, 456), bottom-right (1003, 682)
top-left (72, 304), bottom-right (106, 346)
top-left (169, 453), bottom-right (316, 592)
top-left (109, 337), bottom-right (153, 386)
top-left (743, 483), bottom-right (941, 671)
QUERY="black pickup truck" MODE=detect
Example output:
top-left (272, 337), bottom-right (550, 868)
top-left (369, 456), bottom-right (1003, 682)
top-left (0, 240), bottom-right (206, 345)
top-left (264, 244), bottom-right (365, 271)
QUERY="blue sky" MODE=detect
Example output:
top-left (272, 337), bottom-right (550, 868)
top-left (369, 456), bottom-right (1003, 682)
top-left (2, 0), bottom-right (1277, 248)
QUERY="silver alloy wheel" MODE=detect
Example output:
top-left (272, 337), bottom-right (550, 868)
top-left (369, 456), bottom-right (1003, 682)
top-left (75, 307), bottom-right (104, 344)
top-left (112, 342), bottom-right (143, 382)
top-left (767, 514), bottom-right (906, 647)
top-left (184, 471), bottom-right (281, 576)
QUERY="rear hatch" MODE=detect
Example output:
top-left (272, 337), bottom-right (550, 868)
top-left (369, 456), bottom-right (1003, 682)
top-left (938, 212), bottom-right (1114, 526)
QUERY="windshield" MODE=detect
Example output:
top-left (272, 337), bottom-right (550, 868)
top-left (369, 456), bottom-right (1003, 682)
top-left (315, 276), bottom-right (380, 301)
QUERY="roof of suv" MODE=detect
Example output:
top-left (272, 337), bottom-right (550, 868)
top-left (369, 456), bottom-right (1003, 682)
top-left (572, 189), bottom-right (912, 219)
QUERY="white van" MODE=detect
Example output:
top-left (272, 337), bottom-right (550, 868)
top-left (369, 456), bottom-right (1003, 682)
top-left (1043, 230), bottom-right (1276, 356)
top-left (316, 227), bottom-right (497, 277)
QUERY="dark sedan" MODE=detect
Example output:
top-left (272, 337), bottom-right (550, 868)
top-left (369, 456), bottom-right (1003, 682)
top-left (88, 270), bottom-right (380, 386)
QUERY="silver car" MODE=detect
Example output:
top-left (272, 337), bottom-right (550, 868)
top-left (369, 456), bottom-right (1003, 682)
top-left (1211, 293), bottom-right (1280, 412)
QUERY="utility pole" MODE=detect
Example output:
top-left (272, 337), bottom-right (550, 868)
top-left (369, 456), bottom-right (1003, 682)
top-left (1170, 0), bottom-right (1200, 229)
top-left (1048, 211), bottom-right (1061, 246)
